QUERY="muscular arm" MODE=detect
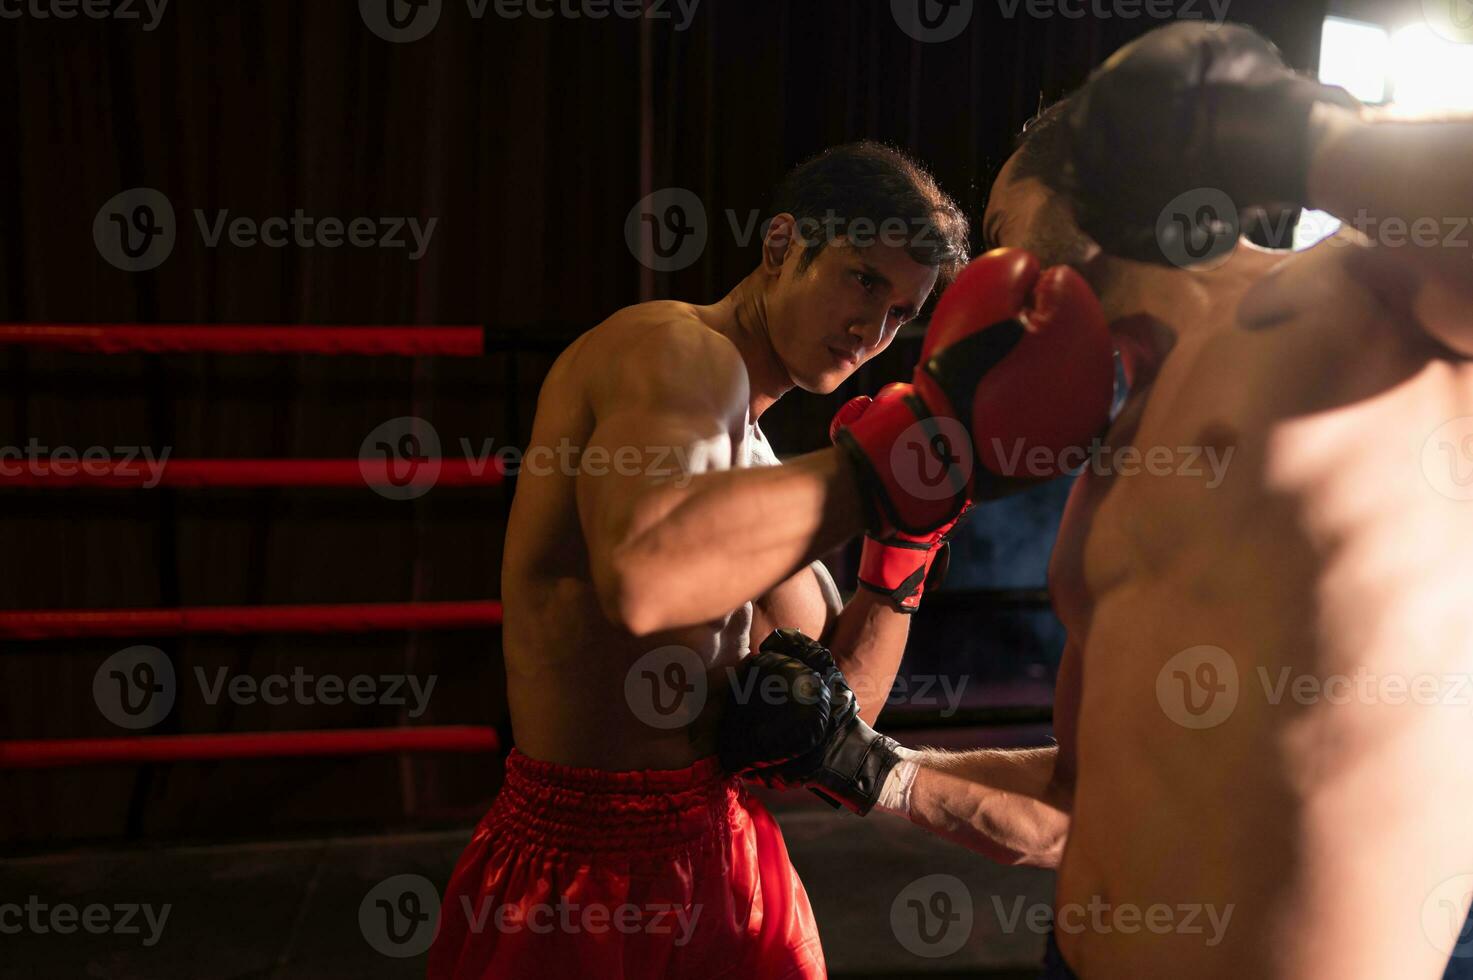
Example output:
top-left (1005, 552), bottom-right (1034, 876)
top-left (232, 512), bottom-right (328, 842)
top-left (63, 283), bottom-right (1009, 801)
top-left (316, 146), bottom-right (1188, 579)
top-left (898, 636), bottom-right (1082, 868)
top-left (1308, 108), bottom-right (1473, 350)
top-left (752, 560), bottom-right (912, 727)
top-left (577, 319), bottom-right (865, 635)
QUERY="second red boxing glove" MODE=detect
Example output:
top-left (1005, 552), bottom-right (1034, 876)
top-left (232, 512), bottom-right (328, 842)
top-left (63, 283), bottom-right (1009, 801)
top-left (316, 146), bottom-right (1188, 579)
top-left (834, 248), bottom-right (1115, 536)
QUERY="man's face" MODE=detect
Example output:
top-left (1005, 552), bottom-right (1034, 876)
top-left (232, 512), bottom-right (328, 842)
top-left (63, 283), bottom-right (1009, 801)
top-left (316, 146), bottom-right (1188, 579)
top-left (765, 228), bottom-right (938, 394)
top-left (981, 151), bottom-right (1093, 272)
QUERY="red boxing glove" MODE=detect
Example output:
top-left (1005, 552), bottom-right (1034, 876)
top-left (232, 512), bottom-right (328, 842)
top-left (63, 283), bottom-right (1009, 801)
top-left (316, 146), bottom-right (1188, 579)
top-left (831, 385), bottom-right (971, 613)
top-left (834, 248), bottom-right (1114, 536)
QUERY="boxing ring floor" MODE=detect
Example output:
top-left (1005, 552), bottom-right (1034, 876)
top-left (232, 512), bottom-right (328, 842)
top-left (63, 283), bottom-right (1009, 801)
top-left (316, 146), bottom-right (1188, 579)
top-left (0, 726), bottom-right (1056, 979)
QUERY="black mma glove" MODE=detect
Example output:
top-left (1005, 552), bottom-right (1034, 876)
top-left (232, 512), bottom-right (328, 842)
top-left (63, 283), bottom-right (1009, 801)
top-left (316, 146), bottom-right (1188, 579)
top-left (716, 630), bottom-right (836, 784)
top-left (718, 628), bottom-right (903, 816)
top-left (1063, 21), bottom-right (1361, 265)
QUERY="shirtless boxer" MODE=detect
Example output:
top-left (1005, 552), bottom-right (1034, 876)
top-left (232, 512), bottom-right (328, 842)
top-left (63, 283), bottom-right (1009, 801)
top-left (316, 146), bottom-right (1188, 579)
top-left (426, 142), bottom-right (1115, 978)
top-left (719, 22), bottom-right (1473, 980)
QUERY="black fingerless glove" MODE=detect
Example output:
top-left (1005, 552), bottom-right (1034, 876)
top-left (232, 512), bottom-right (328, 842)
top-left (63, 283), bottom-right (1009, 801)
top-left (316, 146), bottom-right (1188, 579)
top-left (727, 629), bottom-right (903, 816)
top-left (1064, 22), bottom-right (1361, 265)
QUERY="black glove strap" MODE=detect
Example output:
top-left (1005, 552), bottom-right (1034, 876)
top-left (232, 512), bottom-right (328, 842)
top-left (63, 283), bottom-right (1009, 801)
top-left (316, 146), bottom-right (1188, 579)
top-left (807, 717), bottom-right (902, 817)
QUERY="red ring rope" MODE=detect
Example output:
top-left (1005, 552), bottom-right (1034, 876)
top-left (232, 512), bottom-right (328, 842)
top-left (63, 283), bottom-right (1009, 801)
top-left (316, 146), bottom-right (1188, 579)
top-left (0, 600), bottom-right (504, 640)
top-left (0, 457), bottom-right (505, 488)
top-left (0, 726), bottom-right (501, 769)
top-left (0, 324), bottom-right (483, 356)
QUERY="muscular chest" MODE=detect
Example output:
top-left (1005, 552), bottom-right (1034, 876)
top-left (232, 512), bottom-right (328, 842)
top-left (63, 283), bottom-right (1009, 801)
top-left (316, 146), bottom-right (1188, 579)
top-left (1049, 261), bottom-right (1443, 637)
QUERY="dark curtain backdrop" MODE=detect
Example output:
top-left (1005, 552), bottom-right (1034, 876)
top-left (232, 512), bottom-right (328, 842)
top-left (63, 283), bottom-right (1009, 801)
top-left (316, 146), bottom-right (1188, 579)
top-left (0, 0), bottom-right (1327, 848)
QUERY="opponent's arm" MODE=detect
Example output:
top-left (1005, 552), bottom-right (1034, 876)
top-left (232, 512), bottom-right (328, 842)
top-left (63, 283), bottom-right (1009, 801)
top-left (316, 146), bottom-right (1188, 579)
top-left (897, 636), bottom-right (1080, 868)
top-left (902, 747), bottom-right (1069, 868)
top-left (1308, 109), bottom-right (1473, 351)
top-left (719, 630), bottom-right (1079, 871)
top-left (578, 321), bottom-right (865, 636)
top-left (1060, 22), bottom-right (1473, 347)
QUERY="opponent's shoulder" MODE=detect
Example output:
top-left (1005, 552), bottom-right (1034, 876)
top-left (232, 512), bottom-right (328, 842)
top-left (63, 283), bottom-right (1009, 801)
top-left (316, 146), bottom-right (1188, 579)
top-left (1236, 238), bottom-right (1399, 335)
top-left (574, 301), bottom-right (750, 412)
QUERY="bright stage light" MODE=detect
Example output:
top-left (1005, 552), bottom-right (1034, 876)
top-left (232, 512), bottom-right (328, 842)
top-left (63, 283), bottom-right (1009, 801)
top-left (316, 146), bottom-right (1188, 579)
top-left (1388, 21), bottom-right (1473, 111)
top-left (1319, 16), bottom-right (1391, 104)
top-left (1296, 14), bottom-right (1473, 251)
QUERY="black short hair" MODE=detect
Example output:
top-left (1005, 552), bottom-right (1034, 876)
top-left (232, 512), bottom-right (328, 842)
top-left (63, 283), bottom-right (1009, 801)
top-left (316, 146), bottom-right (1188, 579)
top-left (1009, 97), bottom-right (1074, 196)
top-left (985, 96), bottom-right (1093, 269)
top-left (767, 141), bottom-right (970, 285)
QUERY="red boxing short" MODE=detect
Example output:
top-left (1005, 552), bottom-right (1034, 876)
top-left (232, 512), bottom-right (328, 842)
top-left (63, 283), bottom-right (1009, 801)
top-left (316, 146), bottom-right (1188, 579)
top-left (427, 750), bottom-right (825, 980)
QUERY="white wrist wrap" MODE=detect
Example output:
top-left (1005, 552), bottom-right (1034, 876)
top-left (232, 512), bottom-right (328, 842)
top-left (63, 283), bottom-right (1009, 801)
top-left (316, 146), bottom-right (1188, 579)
top-left (875, 746), bottom-right (922, 815)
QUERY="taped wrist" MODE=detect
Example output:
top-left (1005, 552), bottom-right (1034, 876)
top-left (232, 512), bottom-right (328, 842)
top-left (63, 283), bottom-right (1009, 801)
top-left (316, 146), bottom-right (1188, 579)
top-left (875, 747), bottom-right (922, 816)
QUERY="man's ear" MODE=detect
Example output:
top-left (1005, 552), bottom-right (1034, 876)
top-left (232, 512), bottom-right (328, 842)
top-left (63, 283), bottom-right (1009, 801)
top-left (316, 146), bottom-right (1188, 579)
top-left (762, 213), bottom-right (798, 274)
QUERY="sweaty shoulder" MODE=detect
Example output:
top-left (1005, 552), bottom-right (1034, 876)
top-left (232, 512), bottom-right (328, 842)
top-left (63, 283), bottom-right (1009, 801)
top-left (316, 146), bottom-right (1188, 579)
top-left (1236, 236), bottom-right (1410, 342)
top-left (566, 301), bottom-right (751, 420)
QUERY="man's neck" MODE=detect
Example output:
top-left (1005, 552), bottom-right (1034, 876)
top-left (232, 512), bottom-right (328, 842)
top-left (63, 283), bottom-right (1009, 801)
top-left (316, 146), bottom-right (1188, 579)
top-left (699, 270), bottom-right (794, 421)
top-left (1092, 244), bottom-right (1281, 387)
